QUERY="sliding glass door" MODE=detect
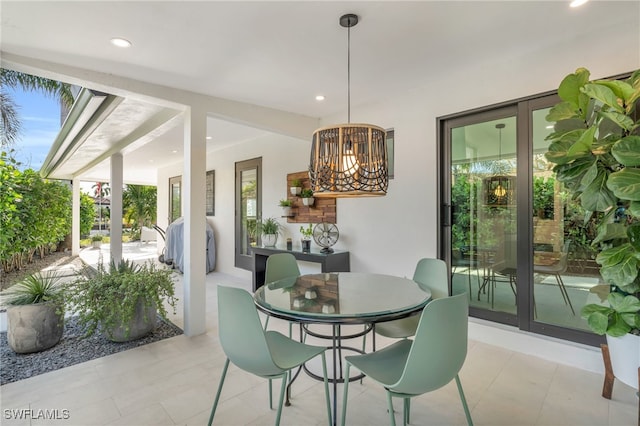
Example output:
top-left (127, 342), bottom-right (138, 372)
top-left (441, 96), bottom-right (601, 345)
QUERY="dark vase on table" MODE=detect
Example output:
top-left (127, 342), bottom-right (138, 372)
top-left (301, 239), bottom-right (311, 253)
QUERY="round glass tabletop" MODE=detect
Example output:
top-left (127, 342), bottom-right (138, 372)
top-left (254, 272), bottom-right (431, 323)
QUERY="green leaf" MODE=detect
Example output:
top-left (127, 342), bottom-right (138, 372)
top-left (546, 101), bottom-right (580, 122)
top-left (582, 83), bottom-right (624, 113)
top-left (581, 168), bottom-right (617, 212)
top-left (567, 126), bottom-right (596, 157)
top-left (552, 156), bottom-right (594, 184)
top-left (598, 244), bottom-right (640, 288)
top-left (558, 68), bottom-right (590, 109)
top-left (585, 311), bottom-right (609, 335)
top-left (628, 223), bottom-right (640, 251)
top-left (593, 223), bottom-right (628, 244)
top-left (595, 80), bottom-right (636, 105)
top-left (598, 110), bottom-right (635, 132)
top-left (611, 136), bottom-right (640, 166)
top-left (606, 313), bottom-right (632, 337)
top-left (608, 292), bottom-right (640, 314)
top-left (607, 168), bottom-right (640, 201)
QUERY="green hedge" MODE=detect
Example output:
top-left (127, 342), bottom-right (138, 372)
top-left (0, 152), bottom-right (80, 272)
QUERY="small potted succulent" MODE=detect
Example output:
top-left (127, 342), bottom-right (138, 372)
top-left (300, 188), bottom-right (315, 206)
top-left (300, 224), bottom-right (313, 253)
top-left (290, 178), bottom-right (302, 196)
top-left (279, 199), bottom-right (293, 216)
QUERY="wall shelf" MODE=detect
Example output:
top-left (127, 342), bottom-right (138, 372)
top-left (286, 171), bottom-right (336, 224)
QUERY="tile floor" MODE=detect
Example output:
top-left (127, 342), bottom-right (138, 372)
top-left (0, 247), bottom-right (637, 426)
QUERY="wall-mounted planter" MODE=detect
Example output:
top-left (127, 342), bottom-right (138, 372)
top-left (290, 186), bottom-right (302, 196)
top-left (302, 197), bottom-right (315, 206)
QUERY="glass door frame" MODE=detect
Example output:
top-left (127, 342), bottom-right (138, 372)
top-left (438, 94), bottom-right (601, 346)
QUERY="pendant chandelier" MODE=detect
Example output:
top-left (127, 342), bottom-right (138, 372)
top-left (484, 123), bottom-right (515, 206)
top-left (309, 14), bottom-right (388, 197)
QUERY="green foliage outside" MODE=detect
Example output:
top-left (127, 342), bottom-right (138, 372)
top-left (533, 176), bottom-right (555, 219)
top-left (0, 152), bottom-right (73, 273)
top-left (79, 192), bottom-right (95, 238)
top-left (123, 184), bottom-right (157, 236)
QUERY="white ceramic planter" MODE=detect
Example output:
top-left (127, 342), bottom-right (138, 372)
top-left (262, 234), bottom-right (278, 247)
top-left (302, 197), bottom-right (315, 206)
top-left (606, 333), bottom-right (640, 389)
top-left (290, 186), bottom-right (301, 195)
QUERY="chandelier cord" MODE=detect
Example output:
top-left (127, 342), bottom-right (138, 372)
top-left (347, 23), bottom-right (351, 124)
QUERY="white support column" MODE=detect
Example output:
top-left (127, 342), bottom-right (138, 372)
top-left (71, 178), bottom-right (81, 256)
top-left (183, 106), bottom-right (207, 336)
top-left (110, 153), bottom-right (124, 265)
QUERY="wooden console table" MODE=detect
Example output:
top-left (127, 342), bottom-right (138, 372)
top-left (252, 246), bottom-right (350, 291)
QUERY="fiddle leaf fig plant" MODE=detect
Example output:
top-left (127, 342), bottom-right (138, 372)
top-left (544, 67), bottom-right (640, 337)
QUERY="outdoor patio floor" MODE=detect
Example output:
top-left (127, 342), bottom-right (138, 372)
top-left (0, 243), bottom-right (637, 425)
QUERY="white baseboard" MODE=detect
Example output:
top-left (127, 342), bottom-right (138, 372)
top-left (469, 317), bottom-right (603, 374)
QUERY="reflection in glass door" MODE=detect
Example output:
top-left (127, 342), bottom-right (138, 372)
top-left (531, 106), bottom-right (601, 333)
top-left (235, 158), bottom-right (261, 270)
top-left (450, 115), bottom-right (518, 317)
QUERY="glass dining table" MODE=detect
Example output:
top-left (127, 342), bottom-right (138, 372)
top-left (254, 272), bottom-right (431, 426)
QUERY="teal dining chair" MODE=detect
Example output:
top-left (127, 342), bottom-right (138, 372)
top-left (341, 293), bottom-right (473, 426)
top-left (263, 253), bottom-right (300, 335)
top-left (374, 258), bottom-right (448, 339)
top-left (208, 286), bottom-right (331, 426)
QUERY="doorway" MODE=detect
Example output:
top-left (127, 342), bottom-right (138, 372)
top-left (440, 96), bottom-right (602, 346)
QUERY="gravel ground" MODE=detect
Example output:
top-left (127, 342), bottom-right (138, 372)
top-left (0, 315), bottom-right (183, 385)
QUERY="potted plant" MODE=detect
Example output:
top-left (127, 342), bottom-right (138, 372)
top-left (91, 234), bottom-right (103, 248)
top-left (0, 271), bottom-right (65, 353)
top-left (279, 199), bottom-right (293, 216)
top-left (300, 224), bottom-right (313, 253)
top-left (67, 258), bottom-right (178, 342)
top-left (290, 178), bottom-right (302, 196)
top-left (544, 67), bottom-right (640, 390)
top-left (258, 217), bottom-right (281, 247)
top-left (300, 188), bottom-right (315, 206)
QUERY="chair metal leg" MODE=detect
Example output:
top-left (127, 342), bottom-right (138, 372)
top-left (403, 398), bottom-right (410, 426)
top-left (386, 391), bottom-right (396, 426)
top-left (341, 363), bottom-right (352, 426)
top-left (208, 358), bottom-right (230, 426)
top-left (274, 372), bottom-right (288, 426)
top-left (320, 353), bottom-right (332, 426)
top-left (555, 274), bottom-right (575, 315)
top-left (269, 378), bottom-right (273, 409)
top-left (455, 374), bottom-right (474, 426)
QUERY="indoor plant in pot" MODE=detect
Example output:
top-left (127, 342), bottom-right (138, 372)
top-left (258, 217), bottom-right (281, 247)
top-left (279, 199), bottom-right (293, 217)
top-left (544, 67), bottom-right (640, 390)
top-left (0, 271), bottom-right (66, 353)
top-left (300, 224), bottom-right (313, 253)
top-left (68, 258), bottom-right (178, 342)
top-left (290, 178), bottom-right (302, 196)
top-left (300, 188), bottom-right (315, 206)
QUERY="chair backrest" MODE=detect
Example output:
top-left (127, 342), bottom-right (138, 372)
top-left (217, 286), bottom-right (283, 377)
top-left (413, 258), bottom-right (449, 299)
top-left (391, 293), bottom-right (468, 395)
top-left (265, 253), bottom-right (300, 284)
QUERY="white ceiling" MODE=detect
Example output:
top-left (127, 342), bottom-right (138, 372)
top-left (1, 1), bottom-right (638, 184)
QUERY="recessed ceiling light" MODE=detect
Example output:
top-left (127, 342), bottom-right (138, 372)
top-left (206, 136), bottom-right (212, 140)
top-left (172, 150), bottom-right (178, 154)
top-left (570, 0), bottom-right (589, 7)
top-left (110, 37), bottom-right (132, 48)
top-left (315, 95), bottom-right (326, 101)
top-left (546, 125), bottom-right (554, 129)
